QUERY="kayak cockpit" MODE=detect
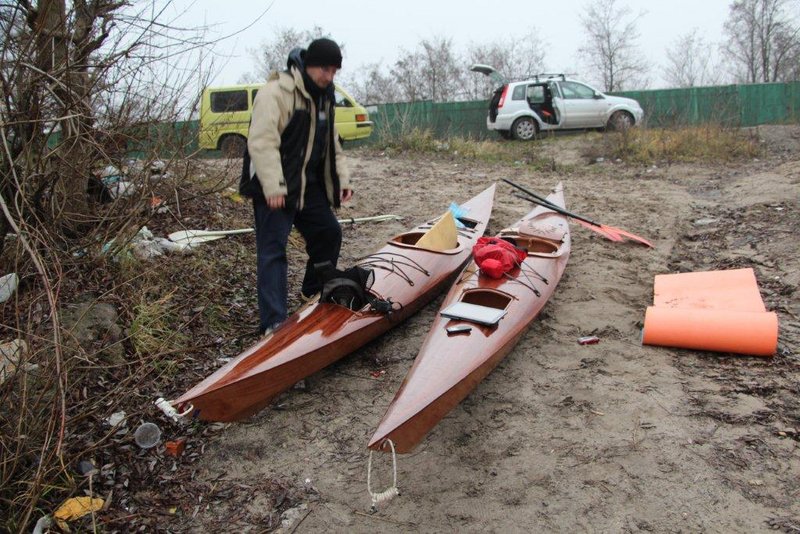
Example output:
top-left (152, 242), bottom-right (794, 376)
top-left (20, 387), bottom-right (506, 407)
top-left (461, 288), bottom-right (513, 310)
top-left (388, 231), bottom-right (465, 254)
top-left (388, 215), bottom-right (478, 255)
top-left (497, 231), bottom-right (567, 258)
top-left (439, 288), bottom-right (513, 328)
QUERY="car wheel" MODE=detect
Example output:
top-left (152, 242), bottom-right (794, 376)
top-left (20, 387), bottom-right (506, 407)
top-left (511, 117), bottom-right (538, 141)
top-left (220, 135), bottom-right (246, 158)
top-left (607, 111), bottom-right (634, 131)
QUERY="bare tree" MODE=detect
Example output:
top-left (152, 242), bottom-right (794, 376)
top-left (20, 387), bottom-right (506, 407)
top-left (389, 36), bottom-right (463, 102)
top-left (1, 1), bottom-right (209, 244)
top-left (0, 1), bottom-right (212, 528)
top-left (578, 0), bottom-right (649, 91)
top-left (241, 26), bottom-right (331, 83)
top-left (722, 0), bottom-right (800, 83)
top-left (391, 47), bottom-right (427, 102)
top-left (663, 29), bottom-right (723, 87)
top-left (341, 61), bottom-right (400, 105)
top-left (419, 36), bottom-right (463, 102)
top-left (244, 31), bottom-right (548, 105)
top-left (773, 25), bottom-right (800, 80)
top-left (464, 32), bottom-right (546, 100)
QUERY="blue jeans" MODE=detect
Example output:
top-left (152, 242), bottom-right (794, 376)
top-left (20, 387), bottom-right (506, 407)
top-left (253, 183), bottom-right (342, 332)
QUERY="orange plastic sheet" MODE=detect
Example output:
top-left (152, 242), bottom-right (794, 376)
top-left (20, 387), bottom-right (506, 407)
top-left (642, 268), bottom-right (778, 356)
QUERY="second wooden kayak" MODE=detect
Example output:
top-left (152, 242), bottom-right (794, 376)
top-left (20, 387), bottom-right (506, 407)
top-left (368, 183), bottom-right (570, 453)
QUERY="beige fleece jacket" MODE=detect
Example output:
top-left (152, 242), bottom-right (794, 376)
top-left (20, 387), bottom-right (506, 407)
top-left (247, 66), bottom-right (351, 208)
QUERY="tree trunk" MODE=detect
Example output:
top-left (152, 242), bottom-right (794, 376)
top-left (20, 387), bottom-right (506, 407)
top-left (34, 0), bottom-right (95, 233)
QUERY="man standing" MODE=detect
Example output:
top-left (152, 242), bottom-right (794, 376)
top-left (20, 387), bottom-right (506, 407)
top-left (244, 38), bottom-right (353, 334)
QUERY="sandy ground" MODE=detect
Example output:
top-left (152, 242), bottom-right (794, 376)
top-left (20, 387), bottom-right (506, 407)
top-left (183, 126), bottom-right (799, 532)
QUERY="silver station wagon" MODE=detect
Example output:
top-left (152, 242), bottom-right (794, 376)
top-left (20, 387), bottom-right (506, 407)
top-left (471, 65), bottom-right (644, 140)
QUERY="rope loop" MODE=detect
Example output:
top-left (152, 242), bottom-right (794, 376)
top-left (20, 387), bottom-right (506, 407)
top-left (367, 439), bottom-right (400, 511)
top-left (155, 397), bottom-right (193, 423)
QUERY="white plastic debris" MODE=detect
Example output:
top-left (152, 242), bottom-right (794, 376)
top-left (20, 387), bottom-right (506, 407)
top-left (150, 160), bottom-right (166, 174)
top-left (137, 227), bottom-right (154, 240)
top-left (0, 339), bottom-right (29, 385)
top-left (280, 504), bottom-right (308, 530)
top-left (130, 227), bottom-right (192, 260)
top-left (106, 411), bottom-right (127, 427)
top-left (99, 165), bottom-right (123, 179)
top-left (107, 181), bottom-right (134, 199)
top-left (154, 237), bottom-right (192, 254)
top-left (134, 422), bottom-right (161, 449)
top-left (0, 273), bottom-right (19, 303)
top-left (32, 515), bottom-right (52, 534)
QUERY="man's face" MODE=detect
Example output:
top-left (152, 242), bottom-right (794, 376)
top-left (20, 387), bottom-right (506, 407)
top-left (305, 65), bottom-right (338, 89)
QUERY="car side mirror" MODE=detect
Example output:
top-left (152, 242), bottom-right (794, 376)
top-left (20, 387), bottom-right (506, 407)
top-left (593, 91), bottom-right (604, 99)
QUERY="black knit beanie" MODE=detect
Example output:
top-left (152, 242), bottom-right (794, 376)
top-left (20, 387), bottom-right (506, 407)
top-left (305, 38), bottom-right (342, 68)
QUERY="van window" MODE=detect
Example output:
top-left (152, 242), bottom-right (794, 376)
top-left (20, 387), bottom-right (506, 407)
top-left (210, 90), bottom-right (248, 112)
top-left (335, 90), bottom-right (353, 108)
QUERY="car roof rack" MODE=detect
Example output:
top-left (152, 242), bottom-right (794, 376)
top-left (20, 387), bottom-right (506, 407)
top-left (531, 73), bottom-right (567, 81)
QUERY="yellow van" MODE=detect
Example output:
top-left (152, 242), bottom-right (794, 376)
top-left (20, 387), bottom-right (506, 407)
top-left (198, 83), bottom-right (373, 156)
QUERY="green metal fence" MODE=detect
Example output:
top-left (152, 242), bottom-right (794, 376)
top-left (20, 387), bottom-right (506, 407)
top-left (369, 99), bottom-right (491, 142)
top-left (368, 99), bottom-right (490, 141)
top-left (612, 81), bottom-right (800, 128)
top-left (46, 119), bottom-right (201, 158)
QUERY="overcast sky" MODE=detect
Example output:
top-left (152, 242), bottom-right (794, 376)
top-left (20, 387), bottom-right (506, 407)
top-left (166, 0), bottom-right (733, 89)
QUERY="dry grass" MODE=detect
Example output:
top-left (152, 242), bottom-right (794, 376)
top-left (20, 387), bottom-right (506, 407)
top-left (375, 127), bottom-right (563, 171)
top-left (586, 125), bottom-right (764, 164)
top-left (375, 125), bottom-right (764, 167)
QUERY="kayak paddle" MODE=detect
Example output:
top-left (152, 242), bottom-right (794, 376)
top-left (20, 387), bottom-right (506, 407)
top-left (168, 215), bottom-right (403, 246)
top-left (168, 228), bottom-right (254, 246)
top-left (503, 178), bottom-right (653, 247)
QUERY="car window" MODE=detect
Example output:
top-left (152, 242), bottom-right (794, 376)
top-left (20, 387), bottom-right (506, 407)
top-left (559, 81), bottom-right (596, 100)
top-left (512, 85), bottom-right (526, 100)
top-left (251, 89), bottom-right (259, 103)
top-left (527, 85), bottom-right (545, 104)
top-left (335, 90), bottom-right (353, 108)
top-left (210, 90), bottom-right (248, 112)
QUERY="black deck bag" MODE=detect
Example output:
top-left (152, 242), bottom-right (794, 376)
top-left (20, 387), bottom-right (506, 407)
top-left (314, 261), bottom-right (375, 310)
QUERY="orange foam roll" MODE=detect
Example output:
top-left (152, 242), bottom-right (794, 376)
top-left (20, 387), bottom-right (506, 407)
top-left (642, 306), bottom-right (778, 356)
top-left (642, 268), bottom-right (778, 356)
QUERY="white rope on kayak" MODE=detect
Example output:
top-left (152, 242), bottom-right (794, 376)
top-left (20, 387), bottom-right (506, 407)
top-left (367, 439), bottom-right (400, 511)
top-left (155, 397), bottom-right (193, 422)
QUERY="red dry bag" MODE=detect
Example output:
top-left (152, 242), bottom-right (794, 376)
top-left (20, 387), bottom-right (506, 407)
top-left (472, 237), bottom-right (527, 278)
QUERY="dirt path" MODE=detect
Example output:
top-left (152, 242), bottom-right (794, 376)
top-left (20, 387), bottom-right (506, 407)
top-left (186, 126), bottom-right (799, 532)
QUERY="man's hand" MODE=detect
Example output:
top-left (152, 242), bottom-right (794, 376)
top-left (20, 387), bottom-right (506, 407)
top-left (266, 194), bottom-right (285, 209)
top-left (340, 188), bottom-right (353, 203)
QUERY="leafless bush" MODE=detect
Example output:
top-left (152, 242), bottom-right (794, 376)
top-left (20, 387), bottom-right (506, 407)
top-left (0, 1), bottom-right (220, 529)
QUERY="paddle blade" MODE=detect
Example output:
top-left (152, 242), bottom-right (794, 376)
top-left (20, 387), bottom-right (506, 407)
top-left (575, 219), bottom-right (623, 242)
top-left (601, 225), bottom-right (654, 248)
top-left (168, 231), bottom-right (226, 244)
top-left (168, 228), bottom-right (254, 244)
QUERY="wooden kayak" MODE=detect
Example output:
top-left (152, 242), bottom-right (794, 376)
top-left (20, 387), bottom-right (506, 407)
top-left (175, 185), bottom-right (496, 422)
top-left (368, 183), bottom-right (570, 453)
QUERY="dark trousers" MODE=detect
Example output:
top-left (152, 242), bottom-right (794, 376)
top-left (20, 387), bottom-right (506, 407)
top-left (253, 183), bottom-right (342, 332)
